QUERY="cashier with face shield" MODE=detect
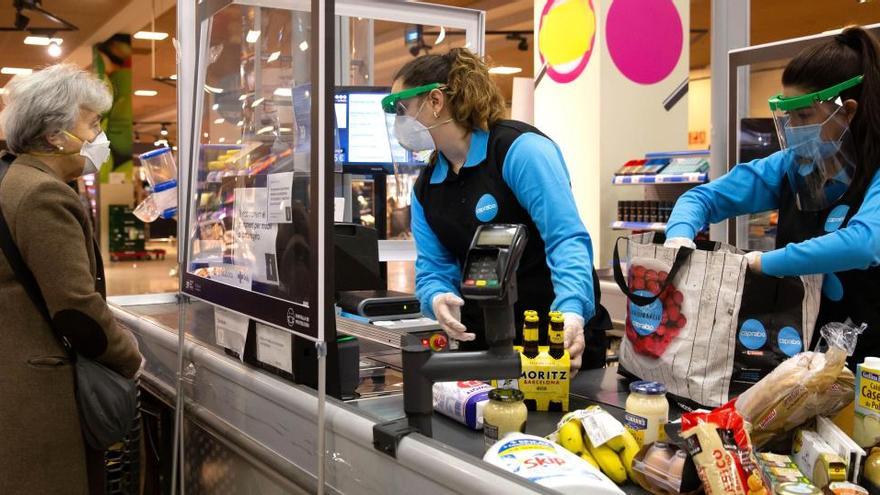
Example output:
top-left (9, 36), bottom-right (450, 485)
top-left (382, 48), bottom-right (611, 372)
top-left (665, 26), bottom-right (880, 367)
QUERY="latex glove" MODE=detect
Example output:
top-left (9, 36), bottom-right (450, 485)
top-left (563, 312), bottom-right (586, 373)
top-left (744, 251), bottom-right (763, 273)
top-left (663, 237), bottom-right (696, 249)
top-left (432, 293), bottom-right (475, 341)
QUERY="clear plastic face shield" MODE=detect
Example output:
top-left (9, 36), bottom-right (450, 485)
top-left (381, 83), bottom-right (450, 207)
top-left (381, 83), bottom-right (449, 158)
top-left (768, 75), bottom-right (863, 211)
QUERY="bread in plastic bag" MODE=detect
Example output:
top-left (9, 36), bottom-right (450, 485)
top-left (735, 320), bottom-right (865, 448)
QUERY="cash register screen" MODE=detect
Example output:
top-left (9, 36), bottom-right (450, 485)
top-left (477, 227), bottom-right (517, 247)
top-left (334, 87), bottom-right (427, 171)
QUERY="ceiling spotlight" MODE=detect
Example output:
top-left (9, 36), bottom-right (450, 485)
top-left (506, 33), bottom-right (529, 52)
top-left (299, 41), bottom-right (309, 51)
top-left (160, 124), bottom-right (169, 136)
top-left (47, 41), bottom-right (61, 57)
top-left (134, 31), bottom-right (169, 41)
top-left (246, 30), bottom-right (261, 44)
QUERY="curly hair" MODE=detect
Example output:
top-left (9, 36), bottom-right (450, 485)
top-left (393, 48), bottom-right (507, 131)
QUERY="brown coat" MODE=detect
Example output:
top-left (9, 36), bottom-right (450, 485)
top-left (0, 155), bottom-right (142, 494)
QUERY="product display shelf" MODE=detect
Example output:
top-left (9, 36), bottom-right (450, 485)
top-left (612, 173), bottom-right (708, 185)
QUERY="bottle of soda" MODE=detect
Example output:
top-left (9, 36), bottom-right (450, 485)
top-left (548, 311), bottom-right (565, 360)
top-left (522, 310), bottom-right (540, 359)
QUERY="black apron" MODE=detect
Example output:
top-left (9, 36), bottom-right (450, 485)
top-left (413, 120), bottom-right (611, 368)
top-left (776, 175), bottom-right (880, 370)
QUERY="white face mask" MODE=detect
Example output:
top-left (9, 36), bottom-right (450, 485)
top-left (392, 98), bottom-right (451, 152)
top-left (66, 130), bottom-right (111, 176)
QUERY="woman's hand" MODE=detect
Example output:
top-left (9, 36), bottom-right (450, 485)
top-left (663, 237), bottom-right (696, 249)
top-left (432, 293), bottom-right (475, 341)
top-left (744, 251), bottom-right (763, 273)
top-left (563, 313), bottom-right (586, 374)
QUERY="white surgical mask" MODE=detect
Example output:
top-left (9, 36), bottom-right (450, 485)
top-left (393, 98), bottom-right (451, 152)
top-left (65, 130), bottom-right (111, 176)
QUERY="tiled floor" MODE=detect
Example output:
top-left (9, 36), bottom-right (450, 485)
top-left (105, 241), bottom-right (180, 296)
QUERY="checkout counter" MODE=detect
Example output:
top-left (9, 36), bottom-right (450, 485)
top-left (111, 269), bottom-right (636, 494)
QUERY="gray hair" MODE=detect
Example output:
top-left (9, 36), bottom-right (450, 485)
top-left (1, 64), bottom-right (112, 154)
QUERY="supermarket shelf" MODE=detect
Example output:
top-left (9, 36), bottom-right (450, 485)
top-left (611, 221), bottom-right (708, 233)
top-left (611, 221), bottom-right (667, 232)
top-left (612, 173), bottom-right (707, 185)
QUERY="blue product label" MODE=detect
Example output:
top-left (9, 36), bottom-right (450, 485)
top-left (822, 273), bottom-right (845, 302)
top-left (738, 319), bottom-right (767, 350)
top-left (629, 290), bottom-right (663, 336)
top-left (475, 194), bottom-right (499, 222)
top-left (778, 326), bottom-right (803, 356)
top-left (465, 390), bottom-right (490, 428)
top-left (825, 204), bottom-right (850, 232)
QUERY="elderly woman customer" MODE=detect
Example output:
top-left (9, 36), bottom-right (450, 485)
top-left (0, 64), bottom-right (143, 494)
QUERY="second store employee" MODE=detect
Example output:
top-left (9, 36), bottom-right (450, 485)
top-left (665, 26), bottom-right (880, 368)
top-left (382, 48), bottom-right (610, 372)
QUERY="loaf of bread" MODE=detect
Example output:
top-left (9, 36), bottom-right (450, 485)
top-left (735, 347), bottom-right (854, 448)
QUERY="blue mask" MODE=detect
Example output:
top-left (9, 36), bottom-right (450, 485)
top-left (784, 123), bottom-right (843, 160)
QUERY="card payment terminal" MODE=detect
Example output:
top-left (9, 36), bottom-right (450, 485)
top-left (461, 224), bottom-right (528, 301)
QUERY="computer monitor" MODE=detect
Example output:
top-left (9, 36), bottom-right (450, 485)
top-left (334, 86), bottom-right (427, 174)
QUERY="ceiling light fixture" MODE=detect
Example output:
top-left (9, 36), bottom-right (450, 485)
top-left (218, 137), bottom-right (226, 143)
top-left (267, 51), bottom-right (281, 63)
top-left (488, 66), bottom-right (523, 75)
top-left (204, 84), bottom-right (223, 94)
top-left (134, 89), bottom-right (158, 96)
top-left (134, 31), bottom-right (169, 41)
top-left (169, 74), bottom-right (178, 80)
top-left (273, 88), bottom-right (292, 97)
top-left (299, 41), bottom-right (309, 51)
top-left (1, 67), bottom-right (32, 75)
top-left (246, 30), bottom-right (261, 43)
top-left (160, 124), bottom-right (169, 136)
top-left (212, 103), bottom-right (219, 110)
top-left (251, 97), bottom-right (265, 108)
top-left (24, 36), bottom-right (62, 46)
top-left (214, 118), bottom-right (225, 124)
top-left (47, 41), bottom-right (61, 57)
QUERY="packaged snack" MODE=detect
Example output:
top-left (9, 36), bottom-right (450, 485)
top-left (756, 452), bottom-right (813, 490)
top-left (792, 429), bottom-right (848, 488)
top-left (735, 321), bottom-right (861, 448)
top-left (681, 419), bottom-right (743, 494)
top-left (682, 402), bottom-right (759, 491)
top-left (816, 416), bottom-right (866, 483)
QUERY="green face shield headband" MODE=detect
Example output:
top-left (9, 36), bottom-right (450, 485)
top-left (381, 83), bottom-right (442, 114)
top-left (768, 74), bottom-right (864, 112)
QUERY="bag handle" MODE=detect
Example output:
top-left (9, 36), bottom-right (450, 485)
top-left (612, 236), bottom-right (694, 307)
top-left (0, 158), bottom-right (74, 355)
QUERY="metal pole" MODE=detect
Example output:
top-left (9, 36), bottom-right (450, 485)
top-left (709, 0), bottom-right (749, 244)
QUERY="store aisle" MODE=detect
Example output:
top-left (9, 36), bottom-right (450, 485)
top-left (104, 241), bottom-right (179, 296)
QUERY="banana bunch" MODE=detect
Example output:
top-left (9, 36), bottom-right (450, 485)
top-left (555, 406), bottom-right (641, 485)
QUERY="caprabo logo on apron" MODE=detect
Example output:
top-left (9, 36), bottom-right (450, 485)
top-left (475, 194), bottom-right (499, 222)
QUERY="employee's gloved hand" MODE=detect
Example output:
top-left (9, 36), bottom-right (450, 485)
top-left (744, 251), bottom-right (763, 273)
top-left (563, 312), bottom-right (586, 374)
top-left (432, 292), bottom-right (475, 341)
top-left (663, 237), bottom-right (696, 249)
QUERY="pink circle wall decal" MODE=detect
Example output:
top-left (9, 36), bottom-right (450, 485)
top-left (538, 0), bottom-right (596, 84)
top-left (606, 0), bottom-right (683, 85)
